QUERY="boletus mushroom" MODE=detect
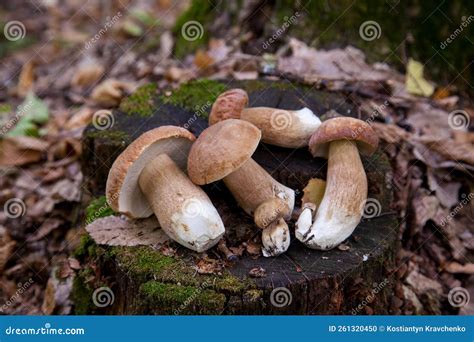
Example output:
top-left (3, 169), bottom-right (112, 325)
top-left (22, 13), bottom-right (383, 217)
top-left (106, 126), bottom-right (225, 252)
top-left (209, 89), bottom-right (321, 148)
top-left (295, 117), bottom-right (379, 250)
top-left (187, 119), bottom-right (295, 257)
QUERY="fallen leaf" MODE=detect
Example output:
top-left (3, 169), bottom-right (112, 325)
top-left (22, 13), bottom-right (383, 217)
top-left (7, 92), bottom-right (49, 137)
top-left (90, 79), bottom-right (134, 107)
top-left (194, 49), bottom-right (214, 70)
top-left (27, 218), bottom-right (63, 242)
top-left (71, 58), bottom-right (104, 88)
top-left (444, 262), bottom-right (474, 274)
top-left (405, 269), bottom-right (443, 295)
top-left (85, 215), bottom-right (168, 246)
top-left (405, 58), bottom-right (435, 97)
top-left (17, 60), bottom-right (36, 97)
top-left (248, 266), bottom-right (266, 278)
top-left (0, 136), bottom-right (49, 166)
top-left (0, 226), bottom-right (16, 272)
top-left (195, 258), bottom-right (222, 274)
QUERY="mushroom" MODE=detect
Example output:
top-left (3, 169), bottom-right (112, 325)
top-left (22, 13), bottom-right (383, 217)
top-left (295, 117), bottom-right (379, 250)
top-left (187, 119), bottom-right (295, 256)
top-left (106, 126), bottom-right (225, 252)
top-left (208, 89), bottom-right (321, 148)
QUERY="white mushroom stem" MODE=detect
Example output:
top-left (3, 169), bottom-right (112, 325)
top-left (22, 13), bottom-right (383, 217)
top-left (222, 158), bottom-right (295, 216)
top-left (262, 219), bottom-right (290, 257)
top-left (295, 140), bottom-right (367, 250)
top-left (138, 154), bottom-right (224, 252)
top-left (240, 107), bottom-right (321, 148)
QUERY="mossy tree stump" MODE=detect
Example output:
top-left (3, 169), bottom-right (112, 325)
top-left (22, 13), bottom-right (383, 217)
top-left (75, 79), bottom-right (399, 315)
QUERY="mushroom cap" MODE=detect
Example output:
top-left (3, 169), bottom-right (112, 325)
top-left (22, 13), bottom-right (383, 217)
top-left (188, 119), bottom-right (261, 185)
top-left (208, 89), bottom-right (249, 125)
top-left (309, 117), bottom-right (379, 158)
top-left (106, 126), bottom-right (195, 218)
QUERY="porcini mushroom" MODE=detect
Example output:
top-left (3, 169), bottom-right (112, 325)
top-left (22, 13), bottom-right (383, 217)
top-left (106, 126), bottom-right (225, 252)
top-left (295, 117), bottom-right (379, 250)
top-left (187, 119), bottom-right (295, 256)
top-left (208, 89), bottom-right (321, 148)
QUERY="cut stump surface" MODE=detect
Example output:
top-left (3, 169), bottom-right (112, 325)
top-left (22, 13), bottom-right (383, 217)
top-left (75, 79), bottom-right (399, 315)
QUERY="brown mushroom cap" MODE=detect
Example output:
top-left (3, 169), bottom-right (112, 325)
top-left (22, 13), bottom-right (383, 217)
top-left (106, 126), bottom-right (195, 218)
top-left (188, 119), bottom-right (261, 185)
top-left (309, 117), bottom-right (379, 158)
top-left (208, 89), bottom-right (249, 125)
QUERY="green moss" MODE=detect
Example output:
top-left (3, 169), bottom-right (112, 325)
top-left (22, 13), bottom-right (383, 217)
top-left (85, 196), bottom-right (115, 225)
top-left (160, 79), bottom-right (227, 116)
top-left (244, 289), bottom-right (263, 302)
top-left (214, 274), bottom-right (249, 293)
top-left (74, 234), bottom-right (97, 259)
top-left (85, 129), bottom-right (129, 141)
top-left (72, 272), bottom-right (94, 314)
top-left (119, 83), bottom-right (158, 117)
top-left (140, 281), bottom-right (226, 313)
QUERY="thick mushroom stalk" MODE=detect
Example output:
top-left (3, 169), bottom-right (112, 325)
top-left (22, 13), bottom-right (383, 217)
top-left (295, 116), bottom-right (379, 250)
top-left (261, 219), bottom-right (290, 257)
top-left (296, 140), bottom-right (366, 250)
top-left (188, 119), bottom-right (295, 257)
top-left (106, 126), bottom-right (225, 253)
top-left (139, 154), bottom-right (225, 252)
top-left (209, 89), bottom-right (321, 148)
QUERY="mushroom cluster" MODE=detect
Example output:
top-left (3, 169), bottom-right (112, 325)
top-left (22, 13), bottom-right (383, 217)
top-left (105, 89), bottom-right (379, 258)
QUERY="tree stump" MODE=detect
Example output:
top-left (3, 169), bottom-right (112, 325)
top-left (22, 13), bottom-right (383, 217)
top-left (74, 79), bottom-right (399, 315)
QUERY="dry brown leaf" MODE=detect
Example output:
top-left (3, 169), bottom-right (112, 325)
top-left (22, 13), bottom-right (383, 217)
top-left (422, 139), bottom-right (474, 166)
top-left (64, 108), bottom-right (93, 130)
top-left (90, 79), bottom-right (134, 107)
top-left (27, 218), bottom-right (63, 242)
top-left (0, 226), bottom-right (16, 272)
top-left (85, 215), bottom-right (168, 246)
top-left (444, 262), bottom-right (474, 274)
top-left (302, 178), bottom-right (326, 209)
top-left (405, 269), bottom-right (443, 295)
top-left (71, 59), bottom-right (104, 88)
top-left (195, 258), bottom-right (222, 274)
top-left (194, 49), bottom-right (214, 70)
top-left (372, 122), bottom-right (410, 144)
top-left (17, 60), bottom-right (36, 97)
top-left (0, 136), bottom-right (49, 166)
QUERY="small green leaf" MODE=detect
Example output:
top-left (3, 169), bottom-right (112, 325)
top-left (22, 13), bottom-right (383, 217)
top-left (6, 92), bottom-right (49, 137)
